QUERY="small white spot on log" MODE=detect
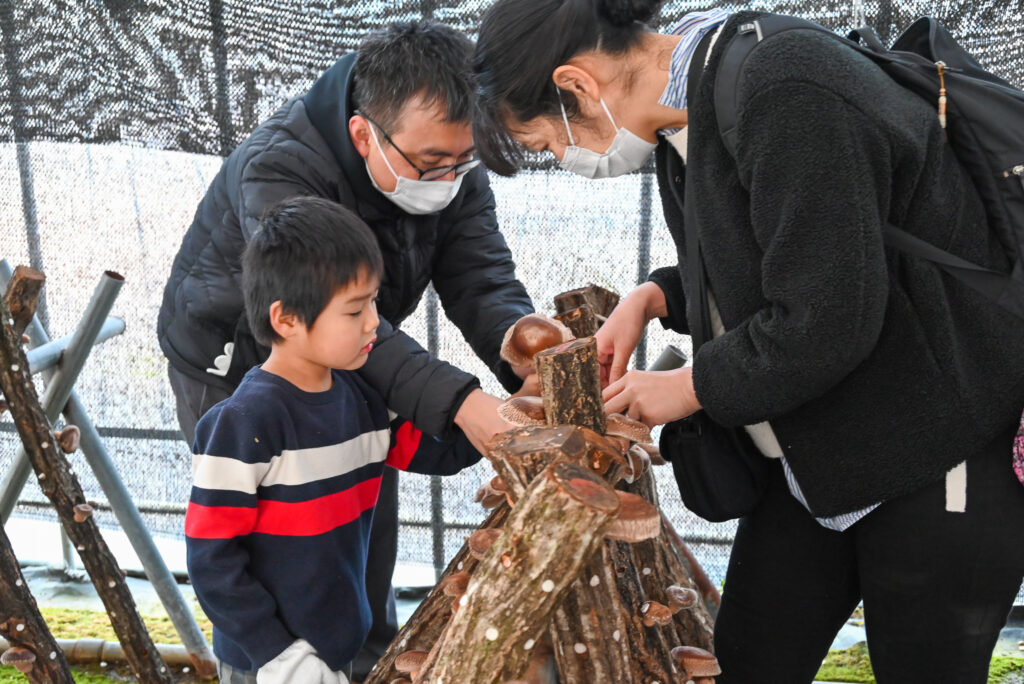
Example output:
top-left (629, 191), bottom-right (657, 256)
top-left (524, 639), bottom-right (535, 650)
top-left (108, 581), bottom-right (116, 588)
top-left (541, 579), bottom-right (555, 592)
top-left (485, 627), bottom-right (499, 641)
top-left (642, 567), bottom-right (652, 575)
top-left (15, 579), bottom-right (23, 586)
top-left (459, 594), bottom-right (468, 606)
top-left (41, 442), bottom-right (48, 449)
top-left (16, 624), bottom-right (25, 631)
top-left (457, 561), bottom-right (463, 570)
top-left (183, 667), bottom-right (190, 673)
top-left (613, 630), bottom-right (620, 642)
top-left (573, 643), bottom-right (586, 654)
top-left (161, 667), bottom-right (166, 673)
top-left (100, 661), bottom-right (107, 667)
top-left (590, 575), bottom-right (599, 587)
top-left (50, 651), bottom-right (56, 660)
top-left (11, 364), bottom-right (18, 371)
top-left (110, 611), bottom-right (116, 617)
top-left (77, 545), bottom-right (84, 551)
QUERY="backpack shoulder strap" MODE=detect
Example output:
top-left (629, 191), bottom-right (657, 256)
top-left (715, 15), bottom-right (831, 158)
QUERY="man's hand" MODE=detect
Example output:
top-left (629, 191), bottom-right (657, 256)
top-left (602, 367), bottom-right (701, 427)
top-left (454, 388), bottom-right (517, 453)
top-left (595, 282), bottom-right (668, 386)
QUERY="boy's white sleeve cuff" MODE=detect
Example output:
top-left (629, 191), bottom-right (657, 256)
top-left (256, 639), bottom-right (349, 684)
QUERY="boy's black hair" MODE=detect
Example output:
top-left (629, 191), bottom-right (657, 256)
top-left (242, 196), bottom-right (384, 346)
top-left (353, 20), bottom-right (475, 134)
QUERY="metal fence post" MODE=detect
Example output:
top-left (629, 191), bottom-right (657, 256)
top-left (425, 285), bottom-right (446, 581)
top-left (635, 170), bottom-right (655, 370)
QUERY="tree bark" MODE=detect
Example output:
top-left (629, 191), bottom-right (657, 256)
top-left (485, 425), bottom-right (590, 501)
top-left (536, 337), bottom-right (605, 434)
top-left (3, 265), bottom-right (45, 338)
top-left (418, 462), bottom-right (621, 684)
top-left (361, 504), bottom-right (510, 684)
top-left (0, 296), bottom-right (174, 684)
top-left (554, 305), bottom-right (598, 338)
top-left (553, 285), bottom-right (620, 318)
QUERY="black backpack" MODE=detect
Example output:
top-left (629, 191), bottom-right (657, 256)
top-left (714, 14), bottom-right (1024, 318)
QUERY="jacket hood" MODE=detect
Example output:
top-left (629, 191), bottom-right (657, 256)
top-left (303, 52), bottom-right (396, 216)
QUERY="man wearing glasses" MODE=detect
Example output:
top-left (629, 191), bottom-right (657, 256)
top-left (158, 21), bottom-right (533, 680)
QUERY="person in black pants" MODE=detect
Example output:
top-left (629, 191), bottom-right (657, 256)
top-left (160, 21), bottom-right (534, 679)
top-left (470, 0), bottom-right (1024, 681)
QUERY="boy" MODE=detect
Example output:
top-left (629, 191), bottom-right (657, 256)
top-left (184, 196), bottom-right (482, 684)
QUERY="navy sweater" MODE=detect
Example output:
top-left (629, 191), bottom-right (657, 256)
top-left (185, 367), bottom-right (481, 671)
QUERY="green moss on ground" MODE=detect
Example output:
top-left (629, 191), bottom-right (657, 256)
top-left (813, 644), bottom-right (1024, 684)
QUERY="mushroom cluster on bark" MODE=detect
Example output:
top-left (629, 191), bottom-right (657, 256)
top-left (364, 290), bottom-right (721, 684)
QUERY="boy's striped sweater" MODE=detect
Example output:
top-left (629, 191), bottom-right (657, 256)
top-left (185, 366), bottom-right (481, 672)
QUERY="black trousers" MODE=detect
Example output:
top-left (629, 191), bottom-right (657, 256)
top-left (714, 425), bottom-right (1024, 684)
top-left (168, 364), bottom-right (399, 679)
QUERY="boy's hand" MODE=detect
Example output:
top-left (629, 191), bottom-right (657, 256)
top-left (455, 389), bottom-right (516, 453)
top-left (257, 639), bottom-right (349, 684)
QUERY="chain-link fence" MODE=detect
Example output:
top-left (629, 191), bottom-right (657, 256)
top-left (1, 0), bottom-right (1021, 600)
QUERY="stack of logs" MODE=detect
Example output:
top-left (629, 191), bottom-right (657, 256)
top-left (365, 285), bottom-right (721, 684)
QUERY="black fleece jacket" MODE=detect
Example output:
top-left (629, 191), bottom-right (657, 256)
top-left (158, 53), bottom-right (533, 437)
top-left (650, 13), bottom-right (1024, 516)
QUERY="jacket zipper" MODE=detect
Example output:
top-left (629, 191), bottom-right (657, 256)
top-left (1006, 165), bottom-right (1024, 191)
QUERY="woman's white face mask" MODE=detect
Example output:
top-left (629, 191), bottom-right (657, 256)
top-left (365, 124), bottom-right (479, 215)
top-left (557, 96), bottom-right (657, 179)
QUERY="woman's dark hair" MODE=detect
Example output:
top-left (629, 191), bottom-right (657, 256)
top-left (474, 0), bottom-right (662, 176)
top-left (354, 20), bottom-right (476, 133)
top-left (242, 197), bottom-right (384, 346)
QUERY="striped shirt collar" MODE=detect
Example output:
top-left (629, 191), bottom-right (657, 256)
top-left (658, 8), bottom-right (731, 136)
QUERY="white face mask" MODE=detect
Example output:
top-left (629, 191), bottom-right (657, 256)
top-left (558, 97), bottom-right (657, 179)
top-left (365, 124), bottom-right (479, 215)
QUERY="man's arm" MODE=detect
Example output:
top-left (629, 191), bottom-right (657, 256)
top-left (356, 316), bottom-right (482, 438)
top-left (431, 166), bottom-right (534, 393)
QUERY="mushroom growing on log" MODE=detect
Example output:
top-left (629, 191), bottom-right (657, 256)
top-left (500, 314), bottom-right (574, 369)
top-left (671, 645), bottom-right (722, 683)
top-left (0, 646), bottom-right (35, 674)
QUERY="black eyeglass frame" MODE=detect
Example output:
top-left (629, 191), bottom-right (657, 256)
top-left (357, 110), bottom-right (479, 181)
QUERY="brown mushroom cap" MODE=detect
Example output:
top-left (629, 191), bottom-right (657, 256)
top-left (605, 413), bottom-right (652, 444)
top-left (640, 600), bottom-right (675, 627)
top-left (671, 645), bottom-right (722, 678)
top-left (500, 314), bottom-right (573, 368)
top-left (624, 444), bottom-right (650, 483)
top-left (394, 650), bottom-right (429, 674)
top-left (73, 503), bottom-right (94, 523)
top-left (55, 425), bottom-right (81, 454)
top-left (604, 491), bottom-right (661, 542)
top-left (635, 441), bottom-right (666, 465)
top-left (498, 396), bottom-right (546, 426)
top-left (468, 527), bottom-right (503, 560)
top-left (474, 483), bottom-right (506, 510)
top-left (440, 570), bottom-right (471, 597)
top-left (1, 646), bottom-right (36, 673)
top-left (665, 584), bottom-right (700, 612)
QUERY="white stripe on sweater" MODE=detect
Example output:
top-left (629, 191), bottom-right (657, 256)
top-left (192, 429), bottom-right (391, 494)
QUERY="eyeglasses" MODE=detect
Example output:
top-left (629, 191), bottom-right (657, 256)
top-left (358, 110), bottom-right (479, 181)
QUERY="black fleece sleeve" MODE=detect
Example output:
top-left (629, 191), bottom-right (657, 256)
top-left (431, 167), bottom-right (534, 393)
top-left (647, 266), bottom-right (690, 335)
top-left (693, 81), bottom-right (891, 427)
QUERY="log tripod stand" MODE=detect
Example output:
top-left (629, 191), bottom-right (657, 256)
top-left (0, 259), bottom-right (216, 681)
top-left (365, 285), bottom-right (723, 684)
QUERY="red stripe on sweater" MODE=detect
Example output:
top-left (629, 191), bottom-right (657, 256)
top-left (185, 502), bottom-right (258, 539)
top-left (386, 421), bottom-right (422, 471)
top-left (186, 477), bottom-right (382, 539)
